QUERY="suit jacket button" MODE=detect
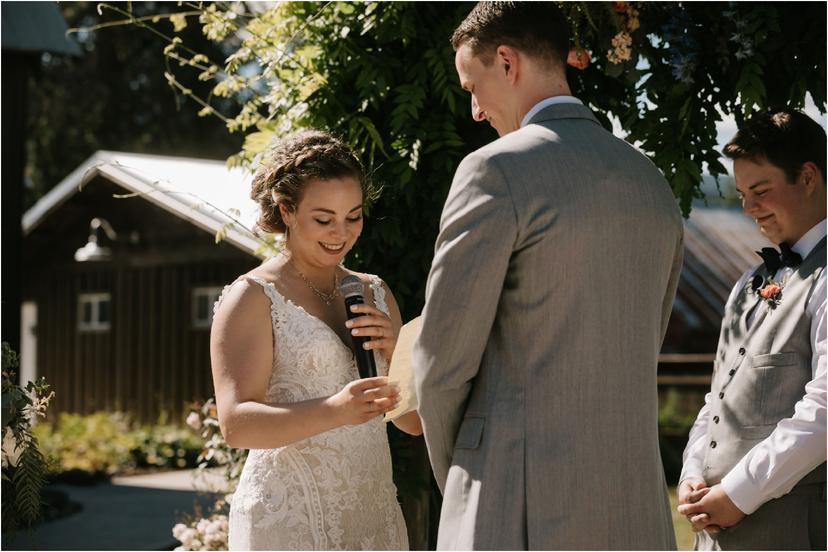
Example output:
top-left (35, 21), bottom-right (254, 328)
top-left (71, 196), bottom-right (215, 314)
top-left (739, 347), bottom-right (746, 355)
top-left (729, 369), bottom-right (736, 376)
top-left (710, 440), bottom-right (717, 448)
top-left (713, 416), bottom-right (720, 423)
top-left (719, 392), bottom-right (725, 399)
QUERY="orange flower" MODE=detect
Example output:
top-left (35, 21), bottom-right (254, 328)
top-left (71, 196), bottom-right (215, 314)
top-left (567, 47), bottom-right (591, 69)
top-left (760, 284), bottom-right (781, 299)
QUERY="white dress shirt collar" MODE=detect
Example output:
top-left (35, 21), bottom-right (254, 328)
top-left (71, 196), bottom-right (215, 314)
top-left (520, 96), bottom-right (583, 128)
top-left (792, 219), bottom-right (827, 259)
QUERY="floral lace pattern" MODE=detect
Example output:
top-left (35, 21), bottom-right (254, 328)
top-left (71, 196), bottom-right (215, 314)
top-left (216, 274), bottom-right (407, 550)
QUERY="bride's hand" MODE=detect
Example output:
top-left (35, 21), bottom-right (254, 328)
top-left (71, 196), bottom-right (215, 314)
top-left (345, 304), bottom-right (398, 363)
top-left (325, 376), bottom-right (400, 426)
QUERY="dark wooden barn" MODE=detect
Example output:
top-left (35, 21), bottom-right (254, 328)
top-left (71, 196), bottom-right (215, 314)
top-left (22, 151), bottom-right (263, 421)
top-left (2, 2), bottom-right (81, 355)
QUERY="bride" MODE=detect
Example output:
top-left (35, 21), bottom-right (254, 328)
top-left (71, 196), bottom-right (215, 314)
top-left (210, 130), bottom-right (422, 550)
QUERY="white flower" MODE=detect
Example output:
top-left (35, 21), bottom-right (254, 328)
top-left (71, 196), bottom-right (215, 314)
top-left (180, 528), bottom-right (199, 546)
top-left (206, 520), bottom-right (222, 535)
top-left (172, 523), bottom-right (189, 540)
top-left (196, 518), bottom-right (211, 534)
top-left (186, 411), bottom-right (202, 431)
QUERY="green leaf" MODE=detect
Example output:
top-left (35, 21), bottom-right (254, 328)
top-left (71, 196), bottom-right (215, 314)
top-left (242, 129), bottom-right (276, 159)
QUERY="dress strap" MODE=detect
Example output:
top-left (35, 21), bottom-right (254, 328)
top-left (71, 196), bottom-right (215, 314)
top-left (368, 275), bottom-right (389, 316)
top-left (212, 275), bottom-right (283, 319)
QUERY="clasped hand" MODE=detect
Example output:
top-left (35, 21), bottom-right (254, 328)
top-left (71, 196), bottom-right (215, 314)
top-left (677, 478), bottom-right (746, 534)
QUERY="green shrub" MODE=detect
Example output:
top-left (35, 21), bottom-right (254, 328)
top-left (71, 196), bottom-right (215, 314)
top-left (33, 412), bottom-right (137, 475)
top-left (2, 342), bottom-right (54, 532)
top-left (658, 388), bottom-right (698, 436)
top-left (131, 424), bottom-right (202, 470)
top-left (33, 411), bottom-right (203, 477)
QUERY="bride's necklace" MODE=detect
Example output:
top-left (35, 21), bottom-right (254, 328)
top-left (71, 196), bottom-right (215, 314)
top-left (290, 258), bottom-right (340, 306)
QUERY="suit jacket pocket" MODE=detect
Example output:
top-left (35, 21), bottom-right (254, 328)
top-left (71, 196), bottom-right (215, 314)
top-left (740, 424), bottom-right (776, 440)
top-left (455, 415), bottom-right (485, 449)
top-left (751, 352), bottom-right (798, 368)
top-left (742, 352), bottom-right (807, 426)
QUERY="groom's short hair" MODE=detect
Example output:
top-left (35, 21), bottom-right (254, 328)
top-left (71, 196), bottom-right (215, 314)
top-left (724, 108), bottom-right (826, 184)
top-left (451, 2), bottom-right (570, 70)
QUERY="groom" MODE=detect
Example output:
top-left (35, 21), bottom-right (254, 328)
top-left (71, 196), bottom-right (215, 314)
top-left (413, 2), bottom-right (682, 549)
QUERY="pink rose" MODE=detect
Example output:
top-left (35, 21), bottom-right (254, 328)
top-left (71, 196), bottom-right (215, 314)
top-left (567, 47), bottom-right (590, 70)
top-left (760, 284), bottom-right (781, 299)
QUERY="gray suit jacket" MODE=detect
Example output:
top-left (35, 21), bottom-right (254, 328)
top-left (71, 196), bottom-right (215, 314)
top-left (413, 104), bottom-right (682, 550)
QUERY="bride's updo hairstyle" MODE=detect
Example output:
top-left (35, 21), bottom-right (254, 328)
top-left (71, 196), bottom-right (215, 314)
top-left (251, 130), bottom-right (375, 234)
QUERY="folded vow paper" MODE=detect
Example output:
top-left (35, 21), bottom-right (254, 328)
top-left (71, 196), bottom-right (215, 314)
top-left (383, 315), bottom-right (422, 422)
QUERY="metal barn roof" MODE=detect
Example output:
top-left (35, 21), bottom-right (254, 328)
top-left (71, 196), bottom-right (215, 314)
top-left (678, 207), bottom-right (773, 329)
top-left (23, 151), bottom-right (266, 257)
top-left (1, 2), bottom-right (82, 56)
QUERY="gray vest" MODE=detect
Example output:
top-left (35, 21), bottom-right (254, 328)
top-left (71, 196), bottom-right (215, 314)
top-left (703, 237), bottom-right (826, 486)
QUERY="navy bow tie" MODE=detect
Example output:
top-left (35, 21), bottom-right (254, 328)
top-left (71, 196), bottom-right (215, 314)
top-left (756, 243), bottom-right (803, 273)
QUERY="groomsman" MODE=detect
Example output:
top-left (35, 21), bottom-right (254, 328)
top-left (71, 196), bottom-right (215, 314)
top-left (678, 109), bottom-right (826, 550)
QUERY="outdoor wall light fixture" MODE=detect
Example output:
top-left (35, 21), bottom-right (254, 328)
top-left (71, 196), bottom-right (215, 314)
top-left (74, 217), bottom-right (118, 262)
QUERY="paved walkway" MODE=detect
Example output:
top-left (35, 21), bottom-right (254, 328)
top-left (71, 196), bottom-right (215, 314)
top-left (3, 469), bottom-right (230, 551)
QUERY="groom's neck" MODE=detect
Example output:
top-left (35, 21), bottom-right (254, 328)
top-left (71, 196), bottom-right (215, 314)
top-left (515, 75), bottom-right (573, 126)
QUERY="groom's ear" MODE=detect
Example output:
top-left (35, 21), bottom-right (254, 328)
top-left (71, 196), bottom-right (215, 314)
top-left (496, 45), bottom-right (519, 84)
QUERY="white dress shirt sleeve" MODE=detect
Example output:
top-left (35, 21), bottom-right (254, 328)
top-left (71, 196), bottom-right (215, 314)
top-left (721, 269), bottom-right (827, 515)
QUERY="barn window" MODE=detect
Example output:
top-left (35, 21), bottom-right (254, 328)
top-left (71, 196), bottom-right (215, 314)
top-left (78, 293), bottom-right (111, 332)
top-left (192, 287), bottom-right (224, 328)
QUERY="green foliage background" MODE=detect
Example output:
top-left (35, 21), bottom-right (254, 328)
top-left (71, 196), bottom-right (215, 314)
top-left (136, 0), bottom-right (825, 319)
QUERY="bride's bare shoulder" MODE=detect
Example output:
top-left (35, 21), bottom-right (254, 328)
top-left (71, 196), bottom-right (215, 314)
top-left (216, 259), bottom-right (284, 320)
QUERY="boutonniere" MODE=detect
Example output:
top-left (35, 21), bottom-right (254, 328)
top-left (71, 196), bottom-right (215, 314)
top-left (750, 274), bottom-right (785, 310)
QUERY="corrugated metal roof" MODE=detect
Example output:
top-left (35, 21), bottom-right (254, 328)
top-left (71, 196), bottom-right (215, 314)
top-left (1, 2), bottom-right (81, 56)
top-left (23, 151), bottom-right (266, 257)
top-left (677, 207), bottom-right (772, 328)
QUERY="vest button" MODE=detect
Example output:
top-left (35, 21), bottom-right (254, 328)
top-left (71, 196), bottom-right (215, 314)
top-left (710, 440), bottom-right (717, 448)
top-left (739, 347), bottom-right (746, 355)
top-left (729, 369), bottom-right (736, 376)
top-left (719, 392), bottom-right (725, 399)
top-left (713, 416), bottom-right (720, 423)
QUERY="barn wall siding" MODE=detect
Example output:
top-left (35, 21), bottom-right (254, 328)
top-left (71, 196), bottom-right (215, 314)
top-left (29, 259), bottom-right (255, 423)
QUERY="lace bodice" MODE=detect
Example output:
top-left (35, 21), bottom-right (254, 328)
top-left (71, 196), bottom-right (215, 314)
top-left (217, 274), bottom-right (408, 551)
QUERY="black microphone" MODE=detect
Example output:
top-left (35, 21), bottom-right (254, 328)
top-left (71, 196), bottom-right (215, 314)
top-left (340, 275), bottom-right (377, 379)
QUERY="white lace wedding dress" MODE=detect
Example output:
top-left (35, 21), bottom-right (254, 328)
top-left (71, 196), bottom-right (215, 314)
top-left (217, 274), bottom-right (409, 551)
